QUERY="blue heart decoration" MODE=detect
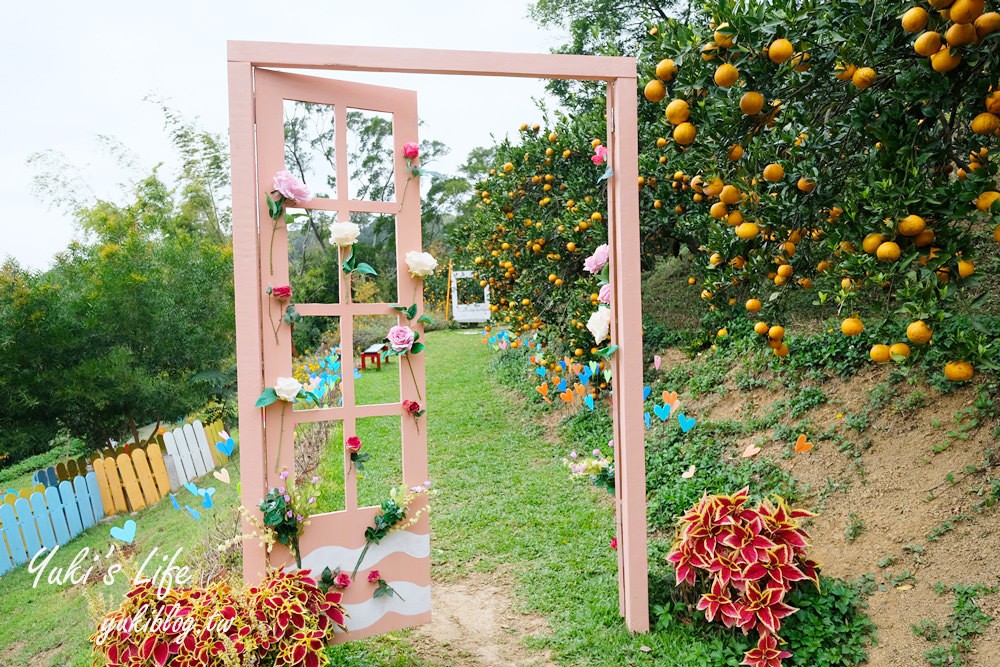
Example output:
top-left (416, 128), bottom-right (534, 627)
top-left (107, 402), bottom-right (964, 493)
top-left (643, 386), bottom-right (652, 401)
top-left (185, 505), bottom-right (201, 521)
top-left (578, 367), bottom-right (593, 385)
top-left (169, 493), bottom-right (180, 510)
top-left (109, 519), bottom-right (137, 544)
top-left (558, 360), bottom-right (568, 372)
top-left (584, 395), bottom-right (595, 411)
top-left (536, 367), bottom-right (547, 377)
top-left (198, 487), bottom-right (216, 498)
top-left (678, 414), bottom-right (697, 433)
top-left (644, 412), bottom-right (651, 429)
top-left (654, 404), bottom-right (672, 422)
top-left (215, 437), bottom-right (236, 457)
top-left (557, 378), bottom-right (567, 392)
top-left (183, 482), bottom-right (199, 496)
top-left (354, 368), bottom-right (362, 379)
top-left (202, 494), bottom-right (213, 509)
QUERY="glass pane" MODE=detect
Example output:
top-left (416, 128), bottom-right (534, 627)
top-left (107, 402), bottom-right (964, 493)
top-left (353, 313), bottom-right (402, 407)
top-left (283, 100), bottom-right (337, 199)
top-left (349, 211), bottom-right (398, 304)
top-left (300, 421), bottom-right (346, 514)
top-left (345, 109), bottom-right (395, 202)
top-left (284, 207), bottom-right (340, 306)
top-left (292, 317), bottom-right (343, 412)
top-left (353, 415), bottom-right (403, 509)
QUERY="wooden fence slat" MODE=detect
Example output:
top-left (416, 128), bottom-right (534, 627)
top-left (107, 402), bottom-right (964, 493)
top-left (55, 462), bottom-right (69, 482)
top-left (191, 420), bottom-right (217, 472)
top-left (0, 504), bottom-right (28, 566)
top-left (85, 472), bottom-right (104, 521)
top-left (14, 498), bottom-right (42, 559)
top-left (163, 454), bottom-right (181, 492)
top-left (59, 481), bottom-right (83, 538)
top-left (78, 456), bottom-right (90, 474)
top-left (92, 458), bottom-right (115, 518)
top-left (44, 487), bottom-right (71, 545)
top-left (103, 458), bottom-right (129, 515)
top-left (0, 527), bottom-right (12, 574)
top-left (132, 450), bottom-right (160, 506)
top-left (29, 493), bottom-right (57, 552)
top-left (183, 424), bottom-right (210, 477)
top-left (147, 444), bottom-right (172, 496)
top-left (162, 432), bottom-right (191, 485)
top-left (174, 428), bottom-right (200, 481)
top-left (68, 460), bottom-right (79, 478)
top-left (45, 467), bottom-right (58, 487)
top-left (116, 454), bottom-right (145, 512)
top-left (74, 476), bottom-right (96, 529)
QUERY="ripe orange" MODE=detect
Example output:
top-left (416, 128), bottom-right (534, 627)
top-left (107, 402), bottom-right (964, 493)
top-left (914, 229), bottom-right (936, 247)
top-left (992, 223), bottom-right (999, 241)
top-left (740, 91), bottom-right (765, 115)
top-left (763, 163), bottom-right (785, 182)
top-left (728, 144), bottom-right (744, 160)
top-left (714, 63), bottom-right (739, 87)
top-left (754, 321), bottom-right (770, 335)
top-left (835, 63), bottom-right (858, 80)
top-left (931, 46), bottom-right (961, 72)
top-left (950, 0), bottom-right (985, 24)
top-left (674, 122), bottom-right (697, 145)
top-left (890, 343), bottom-right (911, 358)
top-left (714, 28), bottom-right (735, 48)
top-left (720, 185), bottom-right (742, 205)
top-left (768, 38), bottom-right (794, 63)
top-left (710, 252), bottom-right (724, 265)
top-left (797, 177), bottom-right (816, 193)
top-left (665, 99), bottom-right (691, 125)
top-left (710, 202), bottom-right (729, 220)
top-left (971, 112), bottom-right (1000, 135)
top-left (945, 22), bottom-right (978, 46)
top-left (976, 191), bottom-right (1000, 212)
top-left (898, 214), bottom-right (926, 236)
top-left (976, 12), bottom-right (1000, 38)
top-left (944, 360), bottom-right (974, 382)
top-left (777, 264), bottom-right (794, 279)
top-left (841, 317), bottom-right (864, 336)
top-left (914, 31), bottom-right (943, 56)
top-left (870, 344), bottom-right (891, 363)
top-left (906, 320), bottom-right (933, 344)
top-left (768, 325), bottom-right (785, 340)
top-left (736, 222), bottom-right (760, 239)
top-left (862, 233), bottom-right (887, 254)
top-left (655, 58), bottom-right (678, 81)
top-left (958, 260), bottom-right (975, 277)
top-left (902, 7), bottom-right (930, 32)
top-left (746, 298), bottom-right (763, 313)
top-left (717, 328), bottom-right (729, 338)
top-left (774, 343), bottom-right (790, 357)
top-left (703, 178), bottom-right (724, 197)
top-left (876, 241), bottom-right (901, 261)
top-left (852, 67), bottom-right (876, 89)
top-left (502, 162), bottom-right (514, 173)
top-left (644, 79), bottom-right (667, 102)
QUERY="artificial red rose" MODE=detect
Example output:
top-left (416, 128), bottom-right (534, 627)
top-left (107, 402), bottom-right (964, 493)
top-left (346, 436), bottom-right (362, 453)
top-left (333, 572), bottom-right (351, 588)
top-left (367, 570), bottom-right (381, 584)
top-left (402, 400), bottom-right (421, 415)
top-left (271, 285), bottom-right (292, 300)
top-left (610, 537), bottom-right (618, 550)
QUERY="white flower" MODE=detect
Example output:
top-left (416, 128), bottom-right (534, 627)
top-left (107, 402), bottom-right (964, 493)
top-left (274, 377), bottom-right (303, 402)
top-left (587, 307), bottom-right (612, 345)
top-left (329, 221), bottom-right (361, 246)
top-left (405, 251), bottom-right (438, 277)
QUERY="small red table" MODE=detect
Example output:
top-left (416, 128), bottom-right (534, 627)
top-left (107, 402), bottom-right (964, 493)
top-left (360, 343), bottom-right (388, 370)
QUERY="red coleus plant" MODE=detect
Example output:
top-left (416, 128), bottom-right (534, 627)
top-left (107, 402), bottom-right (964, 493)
top-left (90, 568), bottom-right (347, 667)
top-left (666, 488), bottom-right (818, 667)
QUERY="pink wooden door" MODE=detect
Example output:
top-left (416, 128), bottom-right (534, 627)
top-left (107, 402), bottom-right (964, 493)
top-left (247, 69), bottom-right (429, 641)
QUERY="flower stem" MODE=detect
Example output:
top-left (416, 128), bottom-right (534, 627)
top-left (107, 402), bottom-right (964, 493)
top-left (268, 299), bottom-right (280, 344)
top-left (351, 541), bottom-right (372, 580)
top-left (269, 219), bottom-right (278, 275)
top-left (406, 355), bottom-right (423, 401)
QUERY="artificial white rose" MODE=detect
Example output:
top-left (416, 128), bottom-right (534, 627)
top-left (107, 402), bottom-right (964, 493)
top-left (329, 221), bottom-right (361, 246)
top-left (405, 251), bottom-right (438, 277)
top-left (274, 377), bottom-right (303, 402)
top-left (587, 307), bottom-right (612, 345)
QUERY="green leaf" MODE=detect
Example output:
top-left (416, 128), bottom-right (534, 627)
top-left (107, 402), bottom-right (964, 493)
top-left (255, 387), bottom-right (278, 408)
top-left (354, 262), bottom-right (378, 276)
top-left (266, 194), bottom-right (282, 220)
top-left (406, 304), bottom-right (418, 320)
top-left (417, 313), bottom-right (435, 326)
top-left (391, 305), bottom-right (409, 313)
top-left (597, 345), bottom-right (619, 358)
top-left (410, 342), bottom-right (425, 354)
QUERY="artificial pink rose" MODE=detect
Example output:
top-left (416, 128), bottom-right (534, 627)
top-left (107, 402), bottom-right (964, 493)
top-left (272, 169), bottom-right (313, 202)
top-left (334, 572), bottom-right (352, 588)
top-left (591, 145), bottom-right (608, 165)
top-left (599, 284), bottom-right (612, 304)
top-left (402, 142), bottom-right (420, 159)
top-left (346, 436), bottom-right (362, 453)
top-left (386, 325), bottom-right (416, 352)
top-left (368, 570), bottom-right (381, 583)
top-left (584, 244), bottom-right (610, 274)
top-left (402, 399), bottom-right (421, 415)
top-left (271, 285), bottom-right (292, 300)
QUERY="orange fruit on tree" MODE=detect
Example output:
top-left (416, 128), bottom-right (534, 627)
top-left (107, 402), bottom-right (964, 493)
top-left (740, 91), bottom-right (765, 115)
top-left (703, 178), bottom-right (724, 197)
top-left (876, 241), bottom-right (901, 261)
top-left (777, 264), bottom-right (794, 278)
top-left (710, 252), bottom-right (724, 265)
top-left (665, 99), bottom-right (691, 124)
top-left (673, 122), bottom-right (697, 145)
top-left (906, 320), bottom-right (933, 344)
top-left (746, 298), bottom-right (763, 313)
top-left (655, 58), bottom-right (678, 81)
top-left (914, 229), bottom-right (936, 247)
top-left (931, 46), bottom-right (961, 72)
top-left (767, 338), bottom-right (783, 350)
top-left (714, 27), bottom-right (735, 48)
top-left (944, 360), bottom-right (974, 382)
top-left (950, 0), bottom-right (985, 24)
top-left (945, 22), bottom-right (978, 46)
top-left (797, 177), bottom-right (816, 193)
top-left (774, 343), bottom-right (790, 357)
top-left (768, 38), bottom-right (794, 63)
top-left (852, 67), bottom-right (876, 89)
top-left (841, 317), bottom-right (864, 336)
top-left (870, 344), bottom-right (891, 363)
top-left (914, 31), bottom-right (943, 56)
top-left (976, 190), bottom-right (1000, 212)
top-left (768, 325), bottom-right (785, 340)
top-left (710, 202), bottom-right (729, 220)
top-left (862, 233), bottom-right (887, 254)
top-left (763, 163), bottom-right (785, 182)
top-left (901, 6), bottom-right (930, 32)
top-left (993, 224), bottom-right (1000, 241)
top-left (792, 52), bottom-right (811, 71)
top-left (644, 79), bottom-right (667, 102)
top-left (835, 63), bottom-right (858, 80)
top-left (977, 12), bottom-right (1000, 38)
top-left (890, 342), bottom-right (911, 358)
top-left (718, 328), bottom-right (729, 337)
top-left (720, 185), bottom-right (742, 204)
top-left (957, 260), bottom-right (975, 277)
top-left (754, 321), bottom-right (770, 335)
top-left (736, 222), bottom-right (760, 239)
top-left (728, 144), bottom-right (744, 160)
top-left (714, 63), bottom-right (739, 87)
top-left (502, 162), bottom-right (514, 172)
top-left (898, 214), bottom-right (926, 236)
top-left (971, 112), bottom-right (1000, 135)
top-left (929, 0), bottom-right (954, 7)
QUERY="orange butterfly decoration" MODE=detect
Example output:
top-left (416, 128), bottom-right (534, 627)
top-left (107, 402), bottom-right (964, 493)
top-left (794, 434), bottom-right (814, 453)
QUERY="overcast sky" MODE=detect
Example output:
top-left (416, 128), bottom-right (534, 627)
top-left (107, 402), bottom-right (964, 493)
top-left (0, 0), bottom-right (563, 270)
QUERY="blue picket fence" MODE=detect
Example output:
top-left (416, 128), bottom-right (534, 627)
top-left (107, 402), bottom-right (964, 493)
top-left (0, 471), bottom-right (105, 575)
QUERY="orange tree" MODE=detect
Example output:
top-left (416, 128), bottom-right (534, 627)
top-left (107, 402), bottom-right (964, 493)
top-left (457, 0), bottom-right (1000, 379)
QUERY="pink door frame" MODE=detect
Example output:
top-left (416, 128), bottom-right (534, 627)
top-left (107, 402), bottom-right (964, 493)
top-left (227, 41), bottom-right (649, 633)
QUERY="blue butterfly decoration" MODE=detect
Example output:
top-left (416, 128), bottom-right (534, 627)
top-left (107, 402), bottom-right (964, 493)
top-left (678, 414), bottom-right (697, 433)
top-left (584, 395), bottom-right (595, 411)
